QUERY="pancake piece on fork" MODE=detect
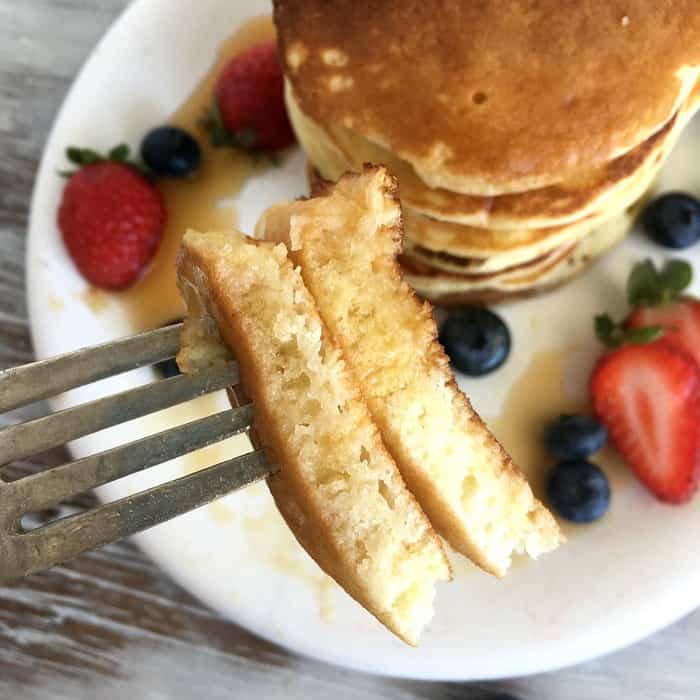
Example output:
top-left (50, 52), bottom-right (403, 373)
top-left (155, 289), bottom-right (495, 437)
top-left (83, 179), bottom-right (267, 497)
top-left (257, 167), bottom-right (562, 576)
top-left (176, 229), bottom-right (450, 645)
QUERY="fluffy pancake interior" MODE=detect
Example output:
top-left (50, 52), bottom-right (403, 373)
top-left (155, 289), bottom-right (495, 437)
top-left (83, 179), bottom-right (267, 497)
top-left (257, 167), bottom-right (562, 576)
top-left (176, 229), bottom-right (450, 645)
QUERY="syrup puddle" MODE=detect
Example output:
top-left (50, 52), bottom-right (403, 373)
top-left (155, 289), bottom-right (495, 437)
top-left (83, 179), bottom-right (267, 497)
top-left (118, 15), bottom-right (277, 331)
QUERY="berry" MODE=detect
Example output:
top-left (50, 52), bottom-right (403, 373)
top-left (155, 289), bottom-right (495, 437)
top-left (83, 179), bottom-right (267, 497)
top-left (439, 307), bottom-right (511, 376)
top-left (140, 126), bottom-right (200, 177)
top-left (58, 154), bottom-right (165, 290)
top-left (547, 459), bottom-right (610, 523)
top-left (590, 343), bottom-right (700, 503)
top-left (595, 259), bottom-right (693, 348)
top-left (544, 414), bottom-right (607, 460)
top-left (626, 297), bottom-right (700, 366)
top-left (641, 192), bottom-right (700, 249)
top-left (207, 41), bottom-right (294, 151)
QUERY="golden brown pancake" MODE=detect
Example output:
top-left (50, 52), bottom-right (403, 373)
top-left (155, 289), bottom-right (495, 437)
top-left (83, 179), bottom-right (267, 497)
top-left (289, 82), bottom-right (700, 229)
top-left (403, 207), bottom-right (633, 305)
top-left (275, 0), bottom-right (700, 195)
top-left (306, 144), bottom-right (657, 275)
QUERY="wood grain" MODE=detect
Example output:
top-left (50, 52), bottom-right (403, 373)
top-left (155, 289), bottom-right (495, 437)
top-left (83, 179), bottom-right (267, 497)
top-left (1, 2), bottom-right (699, 698)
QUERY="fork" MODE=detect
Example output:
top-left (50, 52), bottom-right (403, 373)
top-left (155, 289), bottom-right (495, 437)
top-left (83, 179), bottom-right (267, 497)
top-left (0, 323), bottom-right (275, 583)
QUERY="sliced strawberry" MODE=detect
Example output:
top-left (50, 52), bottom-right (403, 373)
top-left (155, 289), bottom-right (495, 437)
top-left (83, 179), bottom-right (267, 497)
top-left (626, 297), bottom-right (700, 366)
top-left (590, 342), bottom-right (700, 503)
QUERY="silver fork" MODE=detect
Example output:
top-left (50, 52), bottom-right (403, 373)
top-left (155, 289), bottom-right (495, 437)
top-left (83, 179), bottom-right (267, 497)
top-left (0, 323), bottom-right (275, 583)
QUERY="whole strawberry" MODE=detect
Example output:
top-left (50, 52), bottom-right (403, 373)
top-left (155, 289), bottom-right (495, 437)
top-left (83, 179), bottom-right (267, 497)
top-left (592, 258), bottom-right (700, 503)
top-left (58, 145), bottom-right (165, 290)
top-left (204, 41), bottom-right (295, 152)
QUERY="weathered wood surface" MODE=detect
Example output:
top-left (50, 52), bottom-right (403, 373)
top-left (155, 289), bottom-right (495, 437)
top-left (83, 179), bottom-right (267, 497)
top-left (1, 2), bottom-right (699, 698)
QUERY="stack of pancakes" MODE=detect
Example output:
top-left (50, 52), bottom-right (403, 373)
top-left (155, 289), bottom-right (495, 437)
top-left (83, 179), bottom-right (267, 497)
top-left (274, 0), bottom-right (700, 304)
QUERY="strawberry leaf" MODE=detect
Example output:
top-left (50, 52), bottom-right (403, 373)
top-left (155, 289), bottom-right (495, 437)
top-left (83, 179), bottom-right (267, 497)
top-left (201, 101), bottom-right (234, 148)
top-left (627, 258), bottom-right (693, 307)
top-left (595, 313), bottom-right (665, 348)
top-left (108, 143), bottom-right (130, 162)
top-left (624, 325), bottom-right (666, 345)
top-left (659, 259), bottom-right (693, 301)
top-left (60, 144), bottom-right (151, 179)
top-left (627, 259), bottom-right (661, 307)
top-left (595, 314), bottom-right (622, 348)
top-left (201, 100), bottom-right (266, 155)
top-left (233, 127), bottom-right (257, 150)
top-left (66, 146), bottom-right (103, 166)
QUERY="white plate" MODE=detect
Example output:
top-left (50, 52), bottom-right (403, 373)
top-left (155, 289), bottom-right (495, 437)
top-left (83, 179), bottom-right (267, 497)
top-left (26, 0), bottom-right (700, 680)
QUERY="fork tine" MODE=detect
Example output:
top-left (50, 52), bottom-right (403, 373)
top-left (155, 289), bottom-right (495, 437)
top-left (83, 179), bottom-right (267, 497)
top-left (3, 405), bottom-right (255, 519)
top-left (0, 450), bottom-right (273, 581)
top-left (0, 362), bottom-right (239, 466)
top-left (0, 324), bottom-right (183, 413)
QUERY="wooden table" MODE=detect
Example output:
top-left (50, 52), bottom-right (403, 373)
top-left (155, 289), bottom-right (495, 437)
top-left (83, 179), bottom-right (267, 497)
top-left (1, 2), bottom-right (699, 698)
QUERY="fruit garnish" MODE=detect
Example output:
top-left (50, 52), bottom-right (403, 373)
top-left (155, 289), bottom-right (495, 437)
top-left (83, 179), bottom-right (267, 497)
top-left (60, 143), bottom-right (148, 177)
top-left (201, 41), bottom-right (295, 152)
top-left (438, 307), bottom-right (511, 376)
top-left (58, 146), bottom-right (165, 290)
top-left (626, 299), bottom-right (700, 366)
top-left (544, 415), bottom-right (607, 460)
top-left (641, 192), bottom-right (700, 250)
top-left (547, 459), bottom-right (610, 523)
top-left (594, 258), bottom-right (692, 348)
top-left (590, 343), bottom-right (700, 504)
top-left (140, 126), bottom-right (201, 177)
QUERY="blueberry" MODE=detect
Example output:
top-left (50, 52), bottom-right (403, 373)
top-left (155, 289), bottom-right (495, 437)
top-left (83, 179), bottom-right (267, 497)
top-left (544, 414), bottom-right (607, 460)
top-left (153, 319), bottom-right (183, 378)
top-left (642, 192), bottom-right (700, 249)
top-left (140, 126), bottom-right (201, 177)
top-left (439, 307), bottom-right (511, 376)
top-left (548, 460), bottom-right (610, 523)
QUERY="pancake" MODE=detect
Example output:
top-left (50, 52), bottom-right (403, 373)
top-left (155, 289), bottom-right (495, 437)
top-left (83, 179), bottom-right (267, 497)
top-left (257, 166), bottom-right (561, 576)
top-left (176, 229), bottom-right (450, 645)
top-left (275, 0), bottom-right (700, 195)
top-left (307, 155), bottom-right (658, 275)
top-left (396, 149), bottom-right (663, 275)
top-left (403, 207), bottom-right (633, 305)
top-left (289, 82), bottom-right (700, 230)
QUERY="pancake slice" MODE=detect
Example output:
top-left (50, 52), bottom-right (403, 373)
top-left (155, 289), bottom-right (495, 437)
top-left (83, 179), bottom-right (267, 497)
top-left (257, 167), bottom-right (562, 576)
top-left (176, 230), bottom-right (450, 646)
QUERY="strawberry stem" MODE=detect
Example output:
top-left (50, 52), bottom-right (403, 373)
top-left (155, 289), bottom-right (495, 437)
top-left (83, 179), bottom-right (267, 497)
top-left (59, 144), bottom-right (152, 178)
top-left (594, 313), bottom-right (665, 348)
top-left (627, 258), bottom-right (693, 308)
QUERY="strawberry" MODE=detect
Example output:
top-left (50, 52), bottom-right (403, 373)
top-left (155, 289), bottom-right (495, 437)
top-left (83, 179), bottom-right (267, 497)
top-left (595, 258), bottom-right (695, 350)
top-left (204, 41), bottom-right (294, 152)
top-left (58, 145), bottom-right (165, 290)
top-left (626, 299), bottom-right (700, 366)
top-left (590, 342), bottom-right (700, 503)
